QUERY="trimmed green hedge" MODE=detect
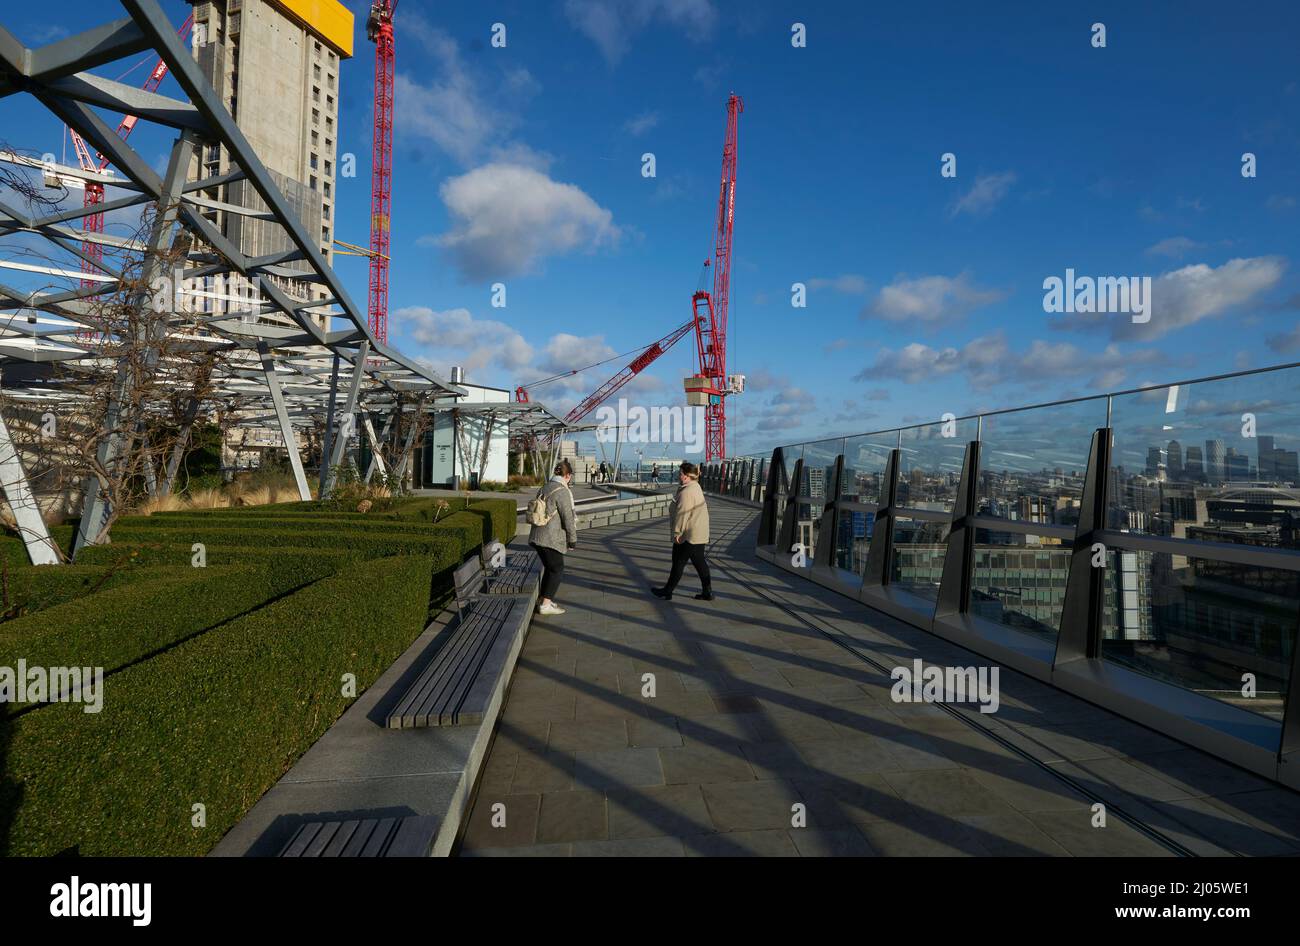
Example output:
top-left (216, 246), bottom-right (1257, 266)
top-left (84, 524), bottom-right (446, 549)
top-left (75, 542), bottom-right (362, 573)
top-left (467, 499), bottom-right (517, 547)
top-left (0, 565), bottom-right (170, 622)
top-left (0, 495), bottom-right (517, 856)
top-left (0, 554), bottom-right (437, 856)
top-left (142, 497), bottom-right (517, 547)
top-left (0, 564), bottom-right (327, 704)
top-left (108, 515), bottom-right (440, 538)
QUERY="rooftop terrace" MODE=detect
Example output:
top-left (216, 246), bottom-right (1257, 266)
top-left (460, 503), bottom-right (1300, 856)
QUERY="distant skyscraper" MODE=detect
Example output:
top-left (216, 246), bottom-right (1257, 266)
top-left (1167, 440), bottom-right (1183, 481)
top-left (1184, 445), bottom-right (1204, 480)
top-left (1205, 439), bottom-right (1225, 483)
top-left (1258, 435), bottom-right (1276, 479)
top-left (1225, 449), bottom-right (1249, 481)
top-left (1146, 446), bottom-right (1164, 478)
top-left (1276, 450), bottom-right (1300, 485)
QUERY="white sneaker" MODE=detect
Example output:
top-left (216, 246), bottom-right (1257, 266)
top-left (538, 601), bottom-right (566, 616)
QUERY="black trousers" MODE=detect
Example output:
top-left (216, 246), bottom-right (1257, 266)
top-left (532, 543), bottom-right (565, 600)
top-left (664, 541), bottom-right (711, 593)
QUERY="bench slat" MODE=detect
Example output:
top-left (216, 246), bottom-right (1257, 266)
top-left (280, 821), bottom-right (321, 857)
top-left (386, 595), bottom-right (521, 729)
top-left (341, 818), bottom-right (381, 857)
top-left (302, 820), bottom-right (340, 857)
top-left (320, 819), bottom-right (360, 856)
top-left (451, 597), bottom-right (527, 725)
top-left (394, 615), bottom-right (494, 727)
top-left (359, 817), bottom-right (399, 857)
top-left (280, 815), bottom-right (439, 857)
top-left (415, 598), bottom-right (510, 720)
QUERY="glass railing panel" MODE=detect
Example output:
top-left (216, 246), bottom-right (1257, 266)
top-left (897, 420), bottom-right (973, 512)
top-left (777, 442), bottom-right (803, 497)
top-left (977, 398), bottom-right (1105, 527)
top-left (796, 439), bottom-right (841, 557)
top-left (1101, 546), bottom-right (1295, 722)
top-left (799, 438), bottom-right (843, 503)
top-left (971, 529), bottom-right (1073, 641)
top-left (1108, 366), bottom-right (1300, 549)
top-left (842, 432), bottom-right (896, 505)
top-left (889, 516), bottom-right (949, 604)
top-left (834, 506), bottom-right (878, 575)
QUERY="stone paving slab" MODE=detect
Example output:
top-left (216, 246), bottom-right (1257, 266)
top-left (458, 503), bottom-right (1300, 857)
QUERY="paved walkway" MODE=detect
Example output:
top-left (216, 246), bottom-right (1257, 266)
top-left (460, 503), bottom-right (1300, 856)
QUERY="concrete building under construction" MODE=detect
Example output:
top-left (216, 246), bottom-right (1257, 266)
top-left (185, 0), bottom-right (353, 328)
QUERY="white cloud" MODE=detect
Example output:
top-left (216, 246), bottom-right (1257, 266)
top-left (565, 0), bottom-right (718, 64)
top-left (866, 271), bottom-right (1005, 326)
top-left (537, 332), bottom-right (617, 376)
top-left (858, 332), bottom-right (1163, 390)
top-left (393, 307), bottom-right (534, 374)
top-left (1050, 256), bottom-right (1286, 341)
top-left (394, 21), bottom-right (539, 166)
top-left (950, 171), bottom-right (1017, 217)
top-left (1145, 236), bottom-right (1203, 258)
top-left (393, 309), bottom-right (647, 415)
top-left (624, 111), bottom-right (661, 136)
top-left (809, 274), bottom-right (869, 294)
top-left (435, 163), bottom-right (620, 280)
top-left (1267, 324), bottom-right (1300, 353)
top-left (747, 385), bottom-right (819, 432)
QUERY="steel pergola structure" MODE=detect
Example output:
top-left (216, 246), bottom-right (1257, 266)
top-left (0, 1), bottom-right (487, 564)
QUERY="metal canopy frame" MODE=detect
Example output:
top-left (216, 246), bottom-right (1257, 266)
top-left (0, 1), bottom-right (482, 559)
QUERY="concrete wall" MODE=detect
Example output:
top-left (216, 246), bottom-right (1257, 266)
top-left (574, 493), bottom-right (674, 531)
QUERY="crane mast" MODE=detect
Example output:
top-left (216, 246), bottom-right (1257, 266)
top-left (367, 0), bottom-right (396, 343)
top-left (687, 93), bottom-right (743, 462)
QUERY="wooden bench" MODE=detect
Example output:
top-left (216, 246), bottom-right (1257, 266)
top-left (455, 551), bottom-right (539, 604)
top-left (279, 815), bottom-right (439, 857)
top-left (385, 595), bottom-right (526, 728)
top-left (480, 541), bottom-right (541, 596)
top-left (385, 568), bottom-right (530, 728)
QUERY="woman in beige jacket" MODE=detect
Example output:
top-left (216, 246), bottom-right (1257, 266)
top-left (651, 462), bottom-right (713, 601)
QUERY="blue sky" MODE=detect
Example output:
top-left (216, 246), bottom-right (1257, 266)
top-left (7, 0), bottom-right (1300, 457)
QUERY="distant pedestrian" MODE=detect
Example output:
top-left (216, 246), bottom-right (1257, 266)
top-left (651, 464), bottom-right (660, 486)
top-left (528, 459), bottom-right (578, 616)
top-left (651, 462), bottom-right (713, 601)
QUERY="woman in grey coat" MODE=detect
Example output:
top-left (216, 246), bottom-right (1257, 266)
top-left (529, 459), bottom-right (578, 616)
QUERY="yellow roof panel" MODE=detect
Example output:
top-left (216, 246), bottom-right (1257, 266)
top-left (269, 0), bottom-right (354, 59)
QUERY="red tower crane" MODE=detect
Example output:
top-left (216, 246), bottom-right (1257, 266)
top-left (684, 93), bottom-right (743, 462)
top-left (562, 317), bottom-right (698, 425)
top-left (366, 0), bottom-right (397, 343)
top-left (66, 14), bottom-right (194, 288)
top-left (513, 316), bottom-right (699, 422)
